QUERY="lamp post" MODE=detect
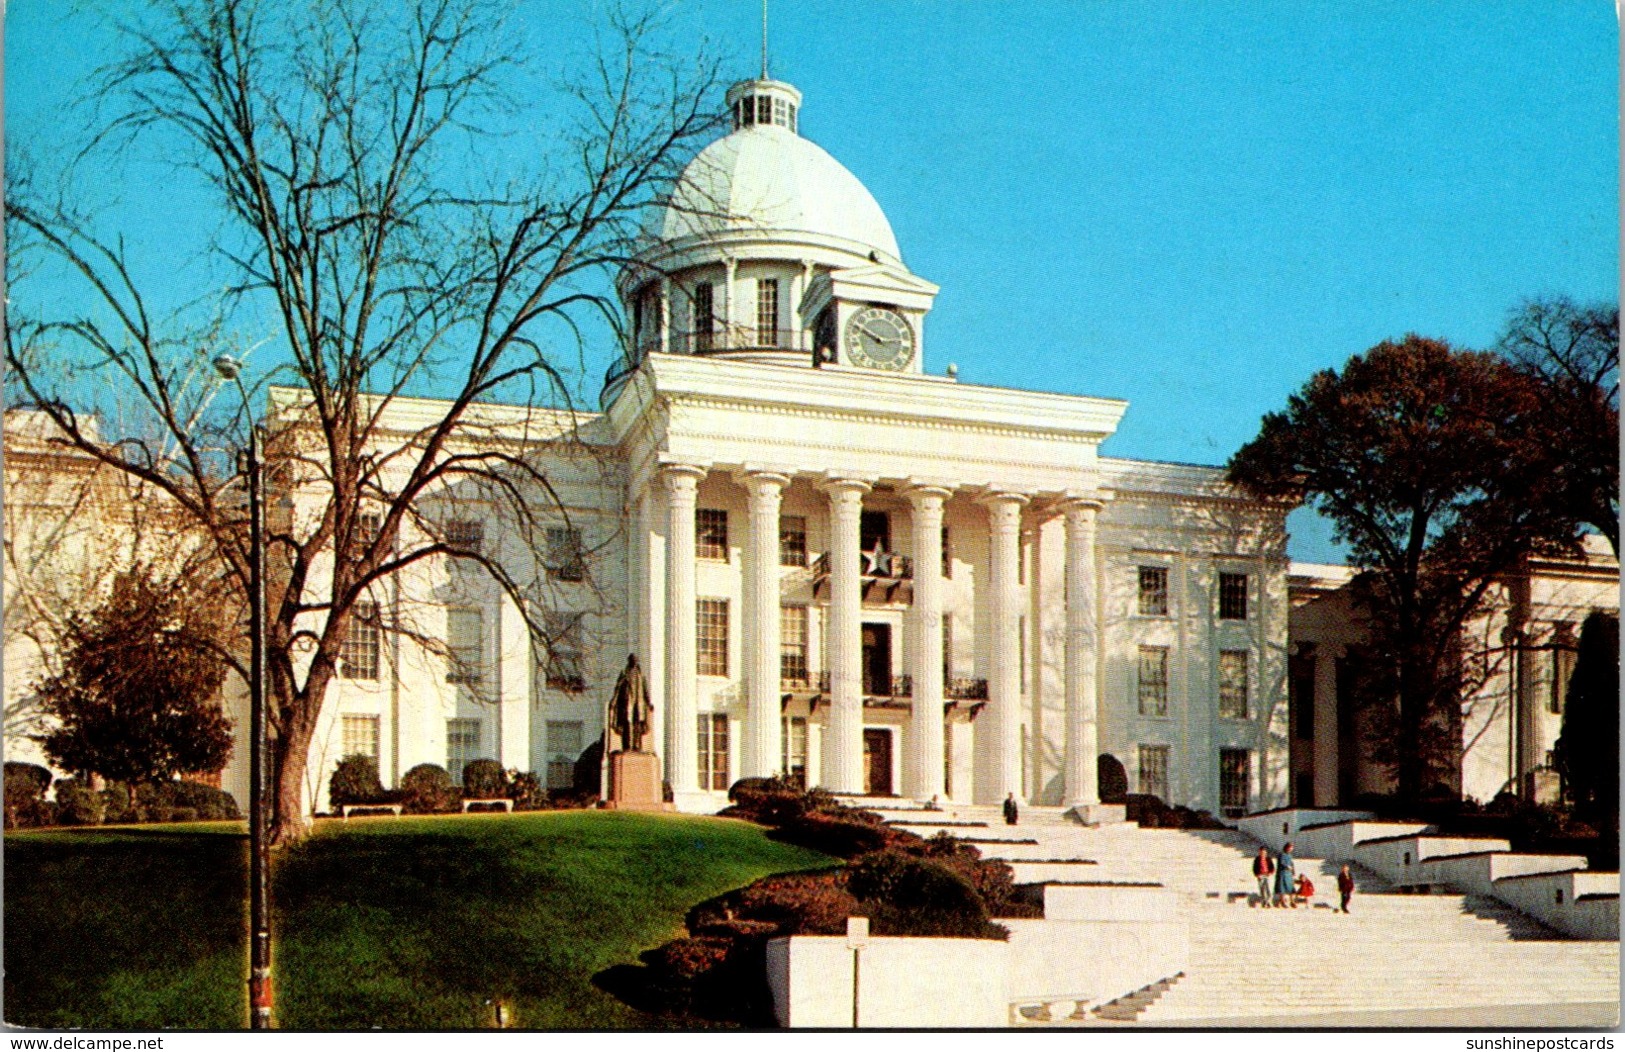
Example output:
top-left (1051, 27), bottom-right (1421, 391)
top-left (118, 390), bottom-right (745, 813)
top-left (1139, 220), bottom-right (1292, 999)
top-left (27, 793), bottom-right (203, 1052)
top-left (215, 355), bottom-right (272, 1030)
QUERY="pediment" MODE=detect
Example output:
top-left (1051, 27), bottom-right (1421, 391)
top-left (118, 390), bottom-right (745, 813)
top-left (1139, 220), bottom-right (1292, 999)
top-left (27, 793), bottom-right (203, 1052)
top-left (801, 262), bottom-right (939, 317)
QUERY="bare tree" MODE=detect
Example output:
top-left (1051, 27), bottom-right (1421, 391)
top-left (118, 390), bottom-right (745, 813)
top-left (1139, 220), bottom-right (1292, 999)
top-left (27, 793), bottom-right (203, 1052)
top-left (1497, 297), bottom-right (1619, 556)
top-left (6, 0), bottom-right (724, 844)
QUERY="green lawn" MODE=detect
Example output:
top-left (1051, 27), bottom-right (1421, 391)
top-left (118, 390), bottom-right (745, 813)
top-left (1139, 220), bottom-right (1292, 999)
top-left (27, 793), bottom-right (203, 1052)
top-left (4, 811), bottom-right (833, 1029)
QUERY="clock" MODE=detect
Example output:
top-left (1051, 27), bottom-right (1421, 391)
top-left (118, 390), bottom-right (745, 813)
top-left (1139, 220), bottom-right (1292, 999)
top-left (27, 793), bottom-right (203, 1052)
top-left (845, 306), bottom-right (915, 371)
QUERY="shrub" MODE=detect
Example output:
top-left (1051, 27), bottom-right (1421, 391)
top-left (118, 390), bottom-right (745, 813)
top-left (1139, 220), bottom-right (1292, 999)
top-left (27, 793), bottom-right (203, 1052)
top-left (398, 764), bottom-right (459, 813)
top-left (573, 737), bottom-right (603, 796)
top-left (101, 782), bottom-right (134, 824)
top-left (53, 778), bottom-right (105, 826)
top-left (772, 812), bottom-right (895, 858)
top-left (509, 771), bottom-right (547, 810)
top-left (461, 758), bottom-right (509, 798)
top-left (329, 754), bottom-right (387, 806)
top-left (4, 762), bottom-right (54, 829)
top-left (848, 850), bottom-right (1004, 939)
top-left (167, 780), bottom-right (241, 820)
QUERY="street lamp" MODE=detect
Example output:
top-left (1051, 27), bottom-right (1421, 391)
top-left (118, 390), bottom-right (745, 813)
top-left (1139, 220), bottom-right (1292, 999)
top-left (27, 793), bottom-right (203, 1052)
top-left (214, 354), bottom-right (272, 1030)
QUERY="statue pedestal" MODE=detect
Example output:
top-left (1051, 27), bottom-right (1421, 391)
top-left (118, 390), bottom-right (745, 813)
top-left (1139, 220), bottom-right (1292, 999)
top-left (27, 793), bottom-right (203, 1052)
top-left (604, 750), bottom-right (668, 811)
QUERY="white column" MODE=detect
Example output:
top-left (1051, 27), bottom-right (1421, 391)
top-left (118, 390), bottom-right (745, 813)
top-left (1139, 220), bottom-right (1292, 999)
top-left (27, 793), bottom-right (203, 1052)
top-left (821, 478), bottom-right (871, 793)
top-left (979, 491), bottom-right (1028, 803)
top-left (637, 490), bottom-right (667, 766)
top-left (657, 277), bottom-right (672, 355)
top-left (1063, 498), bottom-right (1104, 809)
top-left (663, 464), bottom-right (706, 796)
top-left (742, 471), bottom-right (790, 778)
top-left (722, 257), bottom-right (738, 349)
top-left (905, 485), bottom-right (951, 801)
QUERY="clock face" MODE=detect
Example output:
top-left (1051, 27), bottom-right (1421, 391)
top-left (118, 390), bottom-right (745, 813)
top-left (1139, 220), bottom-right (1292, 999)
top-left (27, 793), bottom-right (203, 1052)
top-left (844, 306), bottom-right (915, 371)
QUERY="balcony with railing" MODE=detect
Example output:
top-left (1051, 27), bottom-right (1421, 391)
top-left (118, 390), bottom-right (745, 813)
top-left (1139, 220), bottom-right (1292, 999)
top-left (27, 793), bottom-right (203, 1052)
top-left (789, 670), bottom-right (987, 708)
top-left (684, 325), bottom-right (805, 356)
top-left (809, 551), bottom-right (915, 606)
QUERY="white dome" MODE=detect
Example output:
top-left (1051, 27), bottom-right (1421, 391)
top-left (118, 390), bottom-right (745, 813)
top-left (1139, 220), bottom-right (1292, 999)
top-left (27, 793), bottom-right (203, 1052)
top-left (659, 124), bottom-right (901, 261)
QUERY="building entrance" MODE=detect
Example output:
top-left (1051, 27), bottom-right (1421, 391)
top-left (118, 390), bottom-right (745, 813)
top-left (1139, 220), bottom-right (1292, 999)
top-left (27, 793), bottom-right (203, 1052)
top-left (863, 728), bottom-right (893, 795)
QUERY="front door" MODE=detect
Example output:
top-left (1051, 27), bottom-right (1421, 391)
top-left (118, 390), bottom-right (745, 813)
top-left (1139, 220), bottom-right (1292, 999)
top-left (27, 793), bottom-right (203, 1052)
top-left (863, 728), bottom-right (893, 795)
top-left (862, 623), bottom-right (892, 696)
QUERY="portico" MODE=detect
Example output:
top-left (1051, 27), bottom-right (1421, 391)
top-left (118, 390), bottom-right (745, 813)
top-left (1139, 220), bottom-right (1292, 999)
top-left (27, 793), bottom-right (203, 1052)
top-left (607, 352), bottom-right (1126, 807)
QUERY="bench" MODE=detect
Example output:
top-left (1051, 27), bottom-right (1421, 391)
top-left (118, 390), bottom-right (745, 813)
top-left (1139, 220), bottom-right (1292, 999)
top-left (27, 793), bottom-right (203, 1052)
top-left (461, 798), bottom-right (514, 813)
top-left (340, 803), bottom-right (404, 819)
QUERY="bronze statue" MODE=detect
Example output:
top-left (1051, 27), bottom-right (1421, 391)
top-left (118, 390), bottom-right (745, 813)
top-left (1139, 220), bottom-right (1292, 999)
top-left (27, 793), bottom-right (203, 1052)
top-left (609, 654), bottom-right (652, 752)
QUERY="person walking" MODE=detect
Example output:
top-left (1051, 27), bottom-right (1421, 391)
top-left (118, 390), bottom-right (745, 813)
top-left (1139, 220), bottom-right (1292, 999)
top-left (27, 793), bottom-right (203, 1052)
top-left (1003, 792), bottom-right (1019, 826)
top-left (1337, 864), bottom-right (1355, 914)
top-left (1252, 846), bottom-right (1275, 908)
top-left (1274, 842), bottom-right (1297, 908)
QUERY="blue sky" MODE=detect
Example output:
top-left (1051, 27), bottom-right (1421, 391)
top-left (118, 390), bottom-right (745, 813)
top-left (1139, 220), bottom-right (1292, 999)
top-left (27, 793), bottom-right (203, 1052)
top-left (7, 1), bottom-right (1618, 561)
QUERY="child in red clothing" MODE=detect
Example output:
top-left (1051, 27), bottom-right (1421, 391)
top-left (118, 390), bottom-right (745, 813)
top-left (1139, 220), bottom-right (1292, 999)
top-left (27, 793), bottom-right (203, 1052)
top-left (1293, 874), bottom-right (1315, 908)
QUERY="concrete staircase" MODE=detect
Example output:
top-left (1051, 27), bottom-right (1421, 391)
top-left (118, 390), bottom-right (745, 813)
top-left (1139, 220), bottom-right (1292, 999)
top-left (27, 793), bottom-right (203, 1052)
top-left (850, 796), bottom-right (1620, 1025)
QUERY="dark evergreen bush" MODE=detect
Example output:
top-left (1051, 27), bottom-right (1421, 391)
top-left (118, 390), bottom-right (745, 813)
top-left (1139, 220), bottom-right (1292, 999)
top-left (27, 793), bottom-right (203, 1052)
top-left (847, 850), bottom-right (1005, 938)
top-left (167, 780), bottom-right (241, 820)
top-left (508, 771), bottom-right (547, 810)
top-left (4, 762), bottom-right (54, 828)
top-left (399, 763), bottom-right (459, 813)
top-left (461, 758), bottom-right (508, 798)
top-left (101, 782), bottom-right (134, 823)
top-left (53, 778), bottom-right (105, 826)
top-left (329, 754), bottom-right (387, 806)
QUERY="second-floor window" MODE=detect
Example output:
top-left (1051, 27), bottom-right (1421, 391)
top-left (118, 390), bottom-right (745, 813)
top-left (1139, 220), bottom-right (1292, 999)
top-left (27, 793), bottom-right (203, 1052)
top-left (1138, 645), bottom-right (1169, 716)
top-left (447, 607), bottom-right (485, 685)
top-left (780, 605), bottom-right (809, 686)
top-left (697, 509), bottom-right (729, 560)
top-left (697, 598), bottom-right (729, 677)
top-left (546, 526), bottom-right (586, 582)
top-left (339, 602), bottom-right (380, 681)
top-left (1219, 649), bottom-right (1249, 719)
top-left (779, 515), bottom-right (808, 566)
top-left (544, 611), bottom-right (586, 693)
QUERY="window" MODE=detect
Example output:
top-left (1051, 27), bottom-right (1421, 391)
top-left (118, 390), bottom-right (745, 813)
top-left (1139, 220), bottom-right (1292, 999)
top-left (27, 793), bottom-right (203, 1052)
top-left (782, 715), bottom-right (807, 787)
top-left (1138, 744), bottom-right (1170, 799)
top-left (446, 519), bottom-right (484, 555)
top-left (1290, 649), bottom-right (1316, 740)
top-left (771, 96), bottom-right (788, 127)
top-left (447, 608), bottom-right (485, 685)
top-left (447, 719), bottom-right (481, 783)
top-left (780, 606), bottom-right (809, 686)
top-left (546, 720), bottom-right (583, 790)
top-left (698, 712), bottom-right (730, 790)
top-left (1138, 566), bottom-right (1169, 616)
top-left (342, 715), bottom-right (380, 767)
top-left (1219, 650), bottom-right (1250, 719)
top-left (694, 282), bottom-right (715, 351)
top-left (736, 98), bottom-right (753, 128)
top-left (356, 511), bottom-right (381, 546)
top-left (339, 602), bottom-right (380, 680)
top-left (1220, 749), bottom-right (1251, 817)
top-left (860, 511), bottom-right (891, 557)
top-left (786, 102), bottom-right (797, 133)
top-left (1137, 646), bottom-right (1169, 717)
top-left (941, 526), bottom-right (953, 579)
top-left (1218, 572), bottom-right (1249, 620)
top-left (756, 278), bottom-right (780, 346)
top-left (544, 611), bottom-right (586, 692)
top-left (697, 598), bottom-right (730, 677)
top-left (697, 508), bottom-right (729, 561)
top-left (779, 515), bottom-right (807, 567)
top-left (546, 525), bottom-right (586, 582)
top-left (755, 95), bottom-right (772, 125)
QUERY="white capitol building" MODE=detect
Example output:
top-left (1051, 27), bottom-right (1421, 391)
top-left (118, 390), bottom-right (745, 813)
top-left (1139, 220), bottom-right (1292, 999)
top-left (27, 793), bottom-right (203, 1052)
top-left (8, 73), bottom-right (1613, 821)
top-left (239, 73), bottom-right (1292, 818)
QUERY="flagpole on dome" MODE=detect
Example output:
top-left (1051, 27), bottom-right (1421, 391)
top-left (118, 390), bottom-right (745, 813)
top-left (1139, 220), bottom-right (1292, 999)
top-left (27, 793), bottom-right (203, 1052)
top-left (761, 0), bottom-right (770, 80)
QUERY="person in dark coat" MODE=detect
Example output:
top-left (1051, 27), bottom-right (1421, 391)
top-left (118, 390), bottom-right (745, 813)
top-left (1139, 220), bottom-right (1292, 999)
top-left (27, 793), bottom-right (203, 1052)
top-left (1337, 864), bottom-right (1355, 914)
top-left (1003, 793), bottom-right (1019, 826)
top-left (1252, 846), bottom-right (1276, 908)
